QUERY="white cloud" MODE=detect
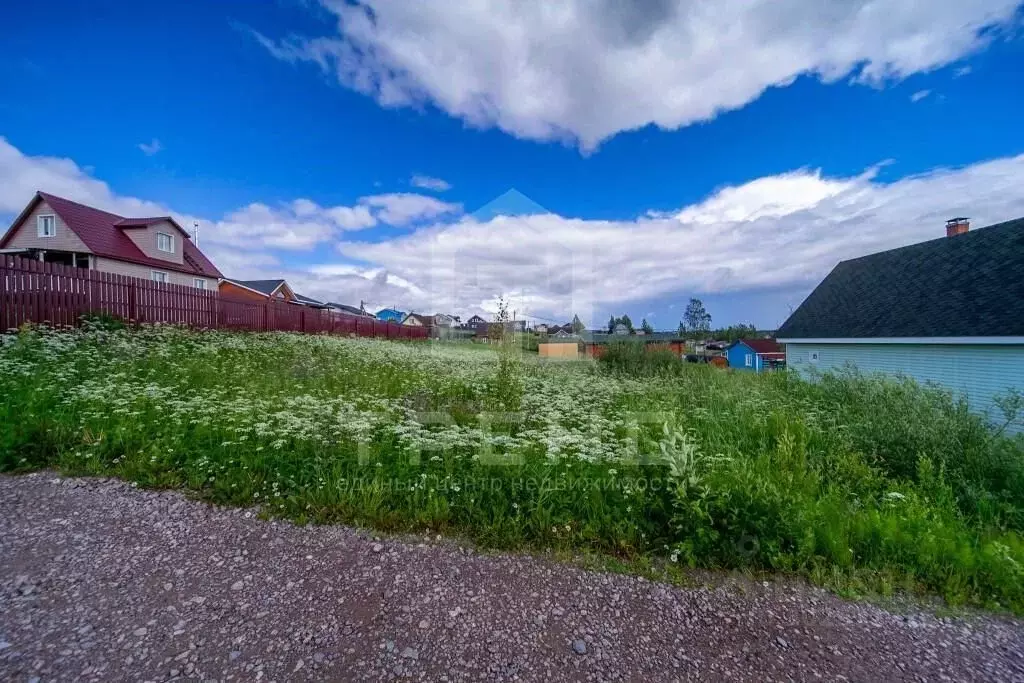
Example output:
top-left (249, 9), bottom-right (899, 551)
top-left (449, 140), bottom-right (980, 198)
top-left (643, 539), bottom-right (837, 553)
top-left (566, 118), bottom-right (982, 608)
top-left (4, 135), bottom-right (1024, 325)
top-left (0, 135), bottom-right (451, 271)
top-left (252, 0), bottom-right (1020, 149)
top-left (954, 65), bottom-right (973, 77)
top-left (325, 204), bottom-right (377, 230)
top-left (910, 89), bottom-right (932, 102)
top-left (138, 139), bottom-right (163, 156)
top-left (410, 174), bottom-right (452, 192)
top-left (0, 137), bottom-right (170, 218)
top-left (336, 154), bottom-right (1024, 321)
top-left (358, 192), bottom-right (461, 226)
top-left (671, 170), bottom-right (861, 224)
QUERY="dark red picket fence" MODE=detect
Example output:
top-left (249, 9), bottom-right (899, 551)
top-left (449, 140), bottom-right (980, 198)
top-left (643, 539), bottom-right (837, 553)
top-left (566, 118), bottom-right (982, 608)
top-left (0, 255), bottom-right (427, 340)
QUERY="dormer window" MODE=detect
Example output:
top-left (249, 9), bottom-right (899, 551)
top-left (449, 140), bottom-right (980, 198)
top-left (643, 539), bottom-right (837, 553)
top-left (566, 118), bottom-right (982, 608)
top-left (157, 232), bottom-right (174, 253)
top-left (37, 215), bottom-right (56, 237)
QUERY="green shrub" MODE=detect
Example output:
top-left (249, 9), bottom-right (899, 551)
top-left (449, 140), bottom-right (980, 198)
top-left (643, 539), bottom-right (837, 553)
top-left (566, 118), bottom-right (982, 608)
top-left (599, 340), bottom-right (683, 376)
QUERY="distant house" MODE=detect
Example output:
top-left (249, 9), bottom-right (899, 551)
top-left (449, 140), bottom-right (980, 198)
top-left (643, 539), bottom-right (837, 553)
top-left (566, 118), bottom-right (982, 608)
top-left (376, 308), bottom-right (406, 323)
top-left (777, 217), bottom-right (1024, 430)
top-left (292, 293), bottom-right (330, 309)
top-left (0, 191), bottom-right (222, 288)
top-left (553, 328), bottom-right (575, 338)
top-left (534, 323), bottom-right (549, 334)
top-left (326, 302), bottom-right (374, 318)
top-left (433, 313), bottom-right (456, 327)
top-left (219, 278), bottom-right (296, 303)
top-left (402, 313), bottom-right (433, 327)
top-left (613, 323), bottom-right (629, 336)
top-left (466, 315), bottom-right (487, 327)
top-left (726, 339), bottom-right (785, 372)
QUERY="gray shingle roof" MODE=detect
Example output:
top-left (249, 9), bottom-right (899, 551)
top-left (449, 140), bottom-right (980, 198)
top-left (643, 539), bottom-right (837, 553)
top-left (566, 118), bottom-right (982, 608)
top-left (326, 302), bottom-right (373, 317)
top-left (777, 218), bottom-right (1024, 339)
top-left (226, 279), bottom-right (286, 296)
top-left (293, 293), bottom-right (328, 308)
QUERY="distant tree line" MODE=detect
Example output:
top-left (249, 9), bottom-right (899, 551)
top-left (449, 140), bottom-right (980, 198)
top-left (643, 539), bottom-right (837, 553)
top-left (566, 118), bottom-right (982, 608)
top-left (676, 298), bottom-right (759, 342)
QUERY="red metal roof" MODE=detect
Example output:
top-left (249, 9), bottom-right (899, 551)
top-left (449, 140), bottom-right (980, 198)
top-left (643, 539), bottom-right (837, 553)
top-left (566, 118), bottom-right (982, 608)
top-left (738, 338), bottom-right (784, 355)
top-left (0, 192), bottom-right (222, 278)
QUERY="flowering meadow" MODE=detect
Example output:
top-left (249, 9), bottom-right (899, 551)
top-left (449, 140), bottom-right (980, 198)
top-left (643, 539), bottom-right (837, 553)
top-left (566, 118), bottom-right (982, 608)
top-left (2, 324), bottom-right (1024, 612)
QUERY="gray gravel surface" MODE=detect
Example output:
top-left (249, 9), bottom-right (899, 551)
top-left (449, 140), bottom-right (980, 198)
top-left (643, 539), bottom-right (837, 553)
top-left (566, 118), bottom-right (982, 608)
top-left (2, 473), bottom-right (1023, 682)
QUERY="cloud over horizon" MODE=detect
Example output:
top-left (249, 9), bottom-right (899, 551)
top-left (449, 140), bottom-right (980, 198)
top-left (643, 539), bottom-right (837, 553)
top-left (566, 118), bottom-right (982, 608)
top-left (252, 0), bottom-right (1019, 149)
top-left (2, 136), bottom-right (1024, 326)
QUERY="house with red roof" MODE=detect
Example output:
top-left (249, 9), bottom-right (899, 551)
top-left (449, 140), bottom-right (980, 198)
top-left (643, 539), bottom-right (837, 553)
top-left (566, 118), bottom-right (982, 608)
top-left (725, 338), bottom-right (786, 372)
top-left (0, 192), bottom-right (222, 288)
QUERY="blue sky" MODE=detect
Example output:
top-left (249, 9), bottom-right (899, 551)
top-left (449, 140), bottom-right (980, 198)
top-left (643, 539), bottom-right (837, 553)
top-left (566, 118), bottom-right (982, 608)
top-left (2, 1), bottom-right (1024, 329)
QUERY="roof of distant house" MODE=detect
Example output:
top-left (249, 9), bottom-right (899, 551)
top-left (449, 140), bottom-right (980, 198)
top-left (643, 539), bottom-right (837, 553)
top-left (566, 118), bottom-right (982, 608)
top-left (327, 302), bottom-right (373, 317)
top-left (376, 308), bottom-right (406, 321)
top-left (223, 279), bottom-right (287, 296)
top-left (403, 313), bottom-right (433, 325)
top-left (293, 292), bottom-right (328, 308)
top-left (732, 338), bottom-right (784, 355)
top-left (777, 217), bottom-right (1024, 339)
top-left (0, 191), bottom-right (222, 278)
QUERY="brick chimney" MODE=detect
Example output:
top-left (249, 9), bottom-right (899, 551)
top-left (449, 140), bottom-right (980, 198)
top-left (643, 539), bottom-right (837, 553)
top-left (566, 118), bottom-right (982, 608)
top-left (945, 217), bottom-right (970, 237)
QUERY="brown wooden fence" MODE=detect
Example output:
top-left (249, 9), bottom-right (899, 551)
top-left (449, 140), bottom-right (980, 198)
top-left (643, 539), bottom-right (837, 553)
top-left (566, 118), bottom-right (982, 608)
top-left (0, 255), bottom-right (427, 340)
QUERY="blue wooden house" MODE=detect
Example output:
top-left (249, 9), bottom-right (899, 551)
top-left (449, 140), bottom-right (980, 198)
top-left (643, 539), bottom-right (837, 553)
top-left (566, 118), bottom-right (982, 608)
top-left (726, 338), bottom-right (786, 372)
top-left (777, 217), bottom-right (1024, 432)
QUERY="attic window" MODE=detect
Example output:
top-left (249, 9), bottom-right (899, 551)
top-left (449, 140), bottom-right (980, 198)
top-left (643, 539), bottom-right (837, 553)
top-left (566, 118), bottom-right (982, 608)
top-left (37, 215), bottom-right (56, 238)
top-left (157, 232), bottom-right (174, 253)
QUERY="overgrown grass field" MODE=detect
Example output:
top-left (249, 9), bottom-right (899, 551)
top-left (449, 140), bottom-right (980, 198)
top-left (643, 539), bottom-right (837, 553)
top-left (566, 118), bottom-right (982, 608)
top-left (2, 324), bottom-right (1023, 612)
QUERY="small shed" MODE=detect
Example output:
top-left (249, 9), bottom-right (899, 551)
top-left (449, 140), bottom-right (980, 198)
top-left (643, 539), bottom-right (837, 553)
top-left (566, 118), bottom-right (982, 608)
top-left (538, 341), bottom-right (580, 359)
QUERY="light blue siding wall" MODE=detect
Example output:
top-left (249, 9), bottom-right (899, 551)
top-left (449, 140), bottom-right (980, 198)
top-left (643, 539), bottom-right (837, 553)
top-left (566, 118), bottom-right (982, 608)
top-left (726, 342), bottom-right (766, 372)
top-left (786, 343), bottom-right (1024, 432)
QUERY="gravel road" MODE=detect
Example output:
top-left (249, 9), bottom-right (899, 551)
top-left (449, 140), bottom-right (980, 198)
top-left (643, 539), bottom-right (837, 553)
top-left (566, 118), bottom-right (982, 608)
top-left (1, 473), bottom-right (1022, 682)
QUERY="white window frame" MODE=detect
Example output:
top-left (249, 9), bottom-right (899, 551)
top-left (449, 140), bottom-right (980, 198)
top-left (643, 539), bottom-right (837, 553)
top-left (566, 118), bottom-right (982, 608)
top-left (151, 270), bottom-right (169, 283)
top-left (156, 232), bottom-right (174, 253)
top-left (193, 278), bottom-right (206, 290)
top-left (37, 214), bottom-right (57, 238)
top-left (745, 353), bottom-right (753, 367)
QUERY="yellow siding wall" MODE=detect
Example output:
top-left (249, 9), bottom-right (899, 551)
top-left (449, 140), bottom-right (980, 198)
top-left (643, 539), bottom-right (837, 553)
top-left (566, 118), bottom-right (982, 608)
top-left (539, 343), bottom-right (579, 359)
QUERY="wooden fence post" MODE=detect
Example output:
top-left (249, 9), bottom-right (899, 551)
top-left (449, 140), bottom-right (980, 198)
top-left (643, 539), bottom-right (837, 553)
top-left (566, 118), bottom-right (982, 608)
top-left (128, 281), bottom-right (138, 325)
top-left (263, 301), bottom-right (270, 331)
top-left (87, 269), bottom-right (98, 315)
top-left (0, 256), bottom-right (8, 331)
